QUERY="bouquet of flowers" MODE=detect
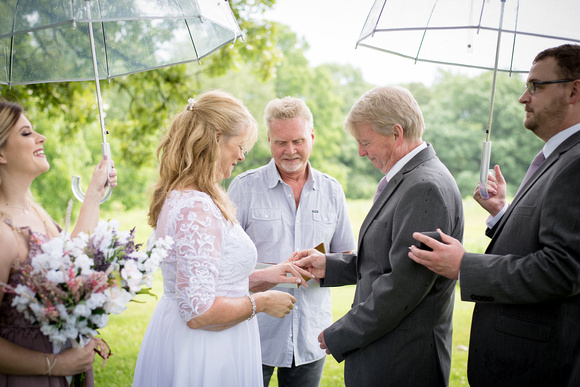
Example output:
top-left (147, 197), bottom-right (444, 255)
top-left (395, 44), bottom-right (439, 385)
top-left (1, 219), bottom-right (173, 382)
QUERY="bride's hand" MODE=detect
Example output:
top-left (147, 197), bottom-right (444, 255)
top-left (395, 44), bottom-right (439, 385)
top-left (254, 290), bottom-right (296, 318)
top-left (249, 262), bottom-right (314, 292)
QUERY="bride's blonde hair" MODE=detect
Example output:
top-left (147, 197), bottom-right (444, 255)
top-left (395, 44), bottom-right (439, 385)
top-left (148, 90), bottom-right (258, 227)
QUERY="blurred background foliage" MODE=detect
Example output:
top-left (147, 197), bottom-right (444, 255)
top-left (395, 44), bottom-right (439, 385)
top-left (0, 0), bottom-right (542, 224)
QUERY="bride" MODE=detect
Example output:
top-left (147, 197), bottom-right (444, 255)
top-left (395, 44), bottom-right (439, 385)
top-left (133, 90), bottom-right (312, 386)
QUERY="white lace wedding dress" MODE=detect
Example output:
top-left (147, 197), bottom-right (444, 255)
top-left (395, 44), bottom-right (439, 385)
top-left (133, 190), bottom-right (262, 387)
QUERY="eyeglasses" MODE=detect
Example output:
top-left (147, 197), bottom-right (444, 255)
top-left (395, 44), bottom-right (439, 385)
top-left (525, 79), bottom-right (575, 95)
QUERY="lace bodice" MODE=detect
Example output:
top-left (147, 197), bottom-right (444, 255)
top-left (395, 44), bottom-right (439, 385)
top-left (0, 220), bottom-right (51, 335)
top-left (152, 190), bottom-right (257, 322)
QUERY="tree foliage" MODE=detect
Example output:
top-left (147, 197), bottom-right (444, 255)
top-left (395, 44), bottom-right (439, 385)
top-left (1, 1), bottom-right (544, 220)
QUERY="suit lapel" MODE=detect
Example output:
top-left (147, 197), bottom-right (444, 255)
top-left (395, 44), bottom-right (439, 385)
top-left (358, 145), bottom-right (437, 246)
top-left (490, 131), bottom-right (580, 240)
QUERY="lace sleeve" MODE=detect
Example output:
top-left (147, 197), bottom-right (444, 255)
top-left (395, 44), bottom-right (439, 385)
top-left (172, 196), bottom-right (225, 322)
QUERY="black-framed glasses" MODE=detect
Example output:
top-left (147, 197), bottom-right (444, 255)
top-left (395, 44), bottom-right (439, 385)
top-left (525, 79), bottom-right (575, 95)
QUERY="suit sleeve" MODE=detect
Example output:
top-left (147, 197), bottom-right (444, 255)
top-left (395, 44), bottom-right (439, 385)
top-left (324, 179), bottom-right (459, 362)
top-left (460, 156), bottom-right (580, 303)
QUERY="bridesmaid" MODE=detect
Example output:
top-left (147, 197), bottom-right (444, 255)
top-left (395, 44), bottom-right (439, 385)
top-left (0, 100), bottom-right (118, 386)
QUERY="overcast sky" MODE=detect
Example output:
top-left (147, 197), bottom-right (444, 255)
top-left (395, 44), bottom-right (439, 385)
top-left (262, 0), bottom-right (448, 86)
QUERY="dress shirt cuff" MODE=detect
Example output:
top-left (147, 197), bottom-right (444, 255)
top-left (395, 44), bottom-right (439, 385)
top-left (485, 202), bottom-right (509, 229)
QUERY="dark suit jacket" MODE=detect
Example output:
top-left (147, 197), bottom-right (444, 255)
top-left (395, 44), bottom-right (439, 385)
top-left (461, 130), bottom-right (580, 387)
top-left (321, 145), bottom-right (464, 387)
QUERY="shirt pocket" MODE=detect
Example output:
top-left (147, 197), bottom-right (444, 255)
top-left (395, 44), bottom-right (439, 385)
top-left (247, 208), bottom-right (282, 242)
top-left (312, 211), bottom-right (337, 245)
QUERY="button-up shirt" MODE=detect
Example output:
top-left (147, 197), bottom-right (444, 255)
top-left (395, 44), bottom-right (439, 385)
top-left (228, 159), bottom-right (356, 367)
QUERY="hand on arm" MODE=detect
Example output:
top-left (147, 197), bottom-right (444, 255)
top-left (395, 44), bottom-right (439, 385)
top-left (408, 229), bottom-right (465, 280)
top-left (473, 164), bottom-right (507, 217)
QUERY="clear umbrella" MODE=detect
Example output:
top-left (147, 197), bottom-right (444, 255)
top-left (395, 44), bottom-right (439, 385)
top-left (357, 0), bottom-right (580, 198)
top-left (0, 0), bottom-right (242, 202)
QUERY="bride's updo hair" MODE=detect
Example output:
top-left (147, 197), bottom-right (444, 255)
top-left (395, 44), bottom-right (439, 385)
top-left (148, 90), bottom-right (258, 227)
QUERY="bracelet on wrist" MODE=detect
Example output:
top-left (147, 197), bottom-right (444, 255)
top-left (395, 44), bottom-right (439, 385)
top-left (246, 294), bottom-right (256, 320)
top-left (43, 353), bottom-right (57, 377)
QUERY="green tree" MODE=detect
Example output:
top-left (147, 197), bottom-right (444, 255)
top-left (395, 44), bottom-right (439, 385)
top-left (422, 70), bottom-right (541, 197)
top-left (0, 0), bottom-right (286, 218)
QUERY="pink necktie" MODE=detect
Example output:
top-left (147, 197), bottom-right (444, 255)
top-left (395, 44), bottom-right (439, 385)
top-left (516, 150), bottom-right (545, 194)
top-left (373, 176), bottom-right (388, 203)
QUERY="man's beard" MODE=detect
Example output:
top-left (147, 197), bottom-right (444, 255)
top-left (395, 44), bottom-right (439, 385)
top-left (524, 94), bottom-right (567, 135)
top-left (280, 158), bottom-right (304, 172)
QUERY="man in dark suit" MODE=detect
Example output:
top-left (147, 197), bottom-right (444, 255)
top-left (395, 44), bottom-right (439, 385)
top-left (409, 44), bottom-right (580, 387)
top-left (293, 85), bottom-right (464, 386)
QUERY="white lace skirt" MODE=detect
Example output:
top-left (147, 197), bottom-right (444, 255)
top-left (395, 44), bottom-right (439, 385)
top-left (133, 295), bottom-right (263, 387)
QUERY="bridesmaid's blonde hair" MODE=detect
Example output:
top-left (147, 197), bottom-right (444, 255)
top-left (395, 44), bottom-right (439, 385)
top-left (148, 90), bottom-right (258, 227)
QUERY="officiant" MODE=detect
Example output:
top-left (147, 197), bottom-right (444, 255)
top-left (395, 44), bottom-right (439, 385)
top-left (228, 96), bottom-right (356, 387)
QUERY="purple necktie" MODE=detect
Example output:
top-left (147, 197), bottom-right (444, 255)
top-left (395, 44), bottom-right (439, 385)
top-left (373, 176), bottom-right (388, 203)
top-left (516, 150), bottom-right (545, 194)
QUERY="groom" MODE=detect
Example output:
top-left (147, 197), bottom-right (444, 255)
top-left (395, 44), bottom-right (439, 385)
top-left (294, 85), bottom-right (464, 387)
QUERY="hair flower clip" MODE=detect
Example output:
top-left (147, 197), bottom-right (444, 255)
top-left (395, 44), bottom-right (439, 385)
top-left (187, 97), bottom-right (197, 111)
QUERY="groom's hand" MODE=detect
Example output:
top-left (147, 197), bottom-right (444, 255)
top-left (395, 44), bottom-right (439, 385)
top-left (290, 249), bottom-right (327, 279)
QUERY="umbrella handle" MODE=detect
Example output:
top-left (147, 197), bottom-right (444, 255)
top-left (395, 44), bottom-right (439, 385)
top-left (71, 143), bottom-right (113, 204)
top-left (478, 141), bottom-right (492, 199)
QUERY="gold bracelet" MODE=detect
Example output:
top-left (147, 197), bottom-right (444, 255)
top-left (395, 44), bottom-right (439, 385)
top-left (246, 294), bottom-right (256, 320)
top-left (43, 353), bottom-right (57, 377)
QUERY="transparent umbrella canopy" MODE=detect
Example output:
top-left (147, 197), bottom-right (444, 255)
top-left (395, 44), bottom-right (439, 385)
top-left (357, 0), bottom-right (580, 198)
top-left (0, 0), bottom-right (243, 202)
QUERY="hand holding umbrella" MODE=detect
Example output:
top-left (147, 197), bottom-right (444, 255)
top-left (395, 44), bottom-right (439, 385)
top-left (1, 0), bottom-right (243, 202)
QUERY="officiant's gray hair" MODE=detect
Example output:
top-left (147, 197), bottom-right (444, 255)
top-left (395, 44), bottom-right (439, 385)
top-left (263, 97), bottom-right (314, 133)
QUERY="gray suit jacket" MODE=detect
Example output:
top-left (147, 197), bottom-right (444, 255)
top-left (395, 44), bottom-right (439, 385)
top-left (322, 145), bottom-right (464, 387)
top-left (461, 131), bottom-right (580, 387)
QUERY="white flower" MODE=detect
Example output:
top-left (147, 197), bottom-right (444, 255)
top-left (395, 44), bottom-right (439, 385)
top-left (86, 292), bottom-right (107, 309)
top-left (61, 324), bottom-right (79, 341)
top-left (117, 230), bottom-right (131, 245)
top-left (89, 313), bottom-right (109, 328)
top-left (74, 254), bottom-right (94, 275)
top-left (156, 236), bottom-right (174, 251)
top-left (12, 284), bottom-right (35, 302)
top-left (141, 275), bottom-right (154, 288)
top-left (73, 304), bottom-right (92, 318)
top-left (121, 260), bottom-right (144, 293)
top-left (104, 286), bottom-right (132, 314)
top-left (130, 251), bottom-right (148, 265)
top-left (46, 269), bottom-right (65, 284)
top-left (41, 324), bottom-right (67, 345)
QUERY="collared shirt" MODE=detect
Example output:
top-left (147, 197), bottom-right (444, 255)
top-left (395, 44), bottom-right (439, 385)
top-left (486, 123), bottom-right (580, 228)
top-left (228, 159), bottom-right (356, 367)
top-left (385, 141), bottom-right (428, 182)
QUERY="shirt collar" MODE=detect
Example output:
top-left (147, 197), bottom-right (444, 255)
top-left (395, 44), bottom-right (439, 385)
top-left (264, 158), bottom-right (314, 190)
top-left (385, 141), bottom-right (428, 182)
top-left (543, 123), bottom-right (580, 158)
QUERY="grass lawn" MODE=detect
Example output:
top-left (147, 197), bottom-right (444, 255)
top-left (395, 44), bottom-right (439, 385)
top-left (94, 198), bottom-right (489, 386)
